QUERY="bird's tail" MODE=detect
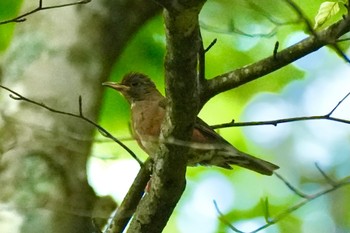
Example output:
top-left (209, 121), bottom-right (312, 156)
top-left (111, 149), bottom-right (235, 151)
top-left (219, 150), bottom-right (279, 176)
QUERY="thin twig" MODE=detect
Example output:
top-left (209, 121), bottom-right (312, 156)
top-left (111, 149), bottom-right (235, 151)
top-left (330, 43), bottom-right (350, 63)
top-left (327, 91), bottom-right (350, 116)
top-left (104, 159), bottom-right (152, 233)
top-left (211, 115), bottom-right (350, 129)
top-left (247, 1), bottom-right (303, 26)
top-left (198, 31), bottom-right (205, 82)
top-left (251, 175), bottom-right (350, 233)
top-left (213, 200), bottom-right (244, 233)
top-left (315, 163), bottom-right (337, 187)
top-left (0, 85), bottom-right (143, 166)
top-left (204, 38), bottom-right (217, 53)
top-left (337, 37), bottom-right (350, 42)
top-left (78, 95), bottom-right (84, 116)
top-left (200, 21), bottom-right (278, 38)
top-left (283, 0), bottom-right (315, 34)
top-left (198, 36), bottom-right (217, 82)
top-left (200, 1), bottom-right (302, 39)
top-left (218, 173), bottom-right (350, 233)
top-left (274, 173), bottom-right (311, 199)
top-left (273, 41), bottom-right (279, 60)
top-left (0, 0), bottom-right (91, 25)
top-left (212, 91), bottom-right (350, 129)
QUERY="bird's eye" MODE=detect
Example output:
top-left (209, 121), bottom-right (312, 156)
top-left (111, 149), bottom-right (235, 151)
top-left (131, 82), bottom-right (139, 87)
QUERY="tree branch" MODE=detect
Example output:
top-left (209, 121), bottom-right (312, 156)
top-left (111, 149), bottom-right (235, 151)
top-left (216, 167), bottom-right (350, 233)
top-left (211, 90), bottom-right (350, 129)
top-left (201, 12), bottom-right (350, 104)
top-left (200, 0), bottom-right (305, 40)
top-left (0, 0), bottom-right (91, 25)
top-left (104, 159), bottom-right (152, 233)
top-left (283, 0), bottom-right (315, 34)
top-left (126, 1), bottom-right (206, 232)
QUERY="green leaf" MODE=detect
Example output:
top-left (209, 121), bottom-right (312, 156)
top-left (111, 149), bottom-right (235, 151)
top-left (314, 1), bottom-right (340, 29)
top-left (261, 197), bottom-right (272, 223)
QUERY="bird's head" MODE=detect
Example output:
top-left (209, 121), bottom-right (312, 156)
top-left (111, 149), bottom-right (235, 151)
top-left (103, 72), bottom-right (162, 103)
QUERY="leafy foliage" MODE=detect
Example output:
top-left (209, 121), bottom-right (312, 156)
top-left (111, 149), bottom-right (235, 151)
top-left (314, 0), bottom-right (348, 29)
top-left (0, 0), bottom-right (22, 51)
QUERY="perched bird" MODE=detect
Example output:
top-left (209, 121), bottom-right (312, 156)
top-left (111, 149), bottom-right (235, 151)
top-left (103, 73), bottom-right (279, 175)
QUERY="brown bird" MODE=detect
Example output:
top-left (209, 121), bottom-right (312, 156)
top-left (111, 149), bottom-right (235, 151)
top-left (103, 72), bottom-right (279, 175)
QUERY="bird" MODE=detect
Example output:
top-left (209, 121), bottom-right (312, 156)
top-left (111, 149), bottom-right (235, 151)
top-left (103, 72), bottom-right (279, 175)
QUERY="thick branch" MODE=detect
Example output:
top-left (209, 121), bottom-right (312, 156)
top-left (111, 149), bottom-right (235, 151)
top-left (201, 14), bottom-right (350, 104)
top-left (104, 160), bottom-right (152, 233)
top-left (126, 1), bottom-right (206, 232)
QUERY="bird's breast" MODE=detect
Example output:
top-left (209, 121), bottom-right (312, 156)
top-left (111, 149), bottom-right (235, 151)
top-left (131, 100), bottom-right (165, 155)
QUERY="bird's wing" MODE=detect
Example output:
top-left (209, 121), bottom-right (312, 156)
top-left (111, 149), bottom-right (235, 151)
top-left (157, 99), bottom-right (230, 146)
top-left (193, 117), bottom-right (230, 144)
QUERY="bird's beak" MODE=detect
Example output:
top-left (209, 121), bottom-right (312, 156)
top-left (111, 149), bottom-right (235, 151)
top-left (102, 82), bottom-right (129, 92)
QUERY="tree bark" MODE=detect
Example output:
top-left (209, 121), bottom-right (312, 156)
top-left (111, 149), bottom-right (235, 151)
top-left (126, 1), bottom-right (206, 232)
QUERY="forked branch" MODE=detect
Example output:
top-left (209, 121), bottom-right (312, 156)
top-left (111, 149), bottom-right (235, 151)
top-left (215, 165), bottom-right (350, 233)
top-left (0, 84), bottom-right (143, 165)
top-left (0, 0), bottom-right (91, 25)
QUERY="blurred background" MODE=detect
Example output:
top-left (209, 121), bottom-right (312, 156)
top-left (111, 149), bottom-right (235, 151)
top-left (1, 0), bottom-right (350, 232)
